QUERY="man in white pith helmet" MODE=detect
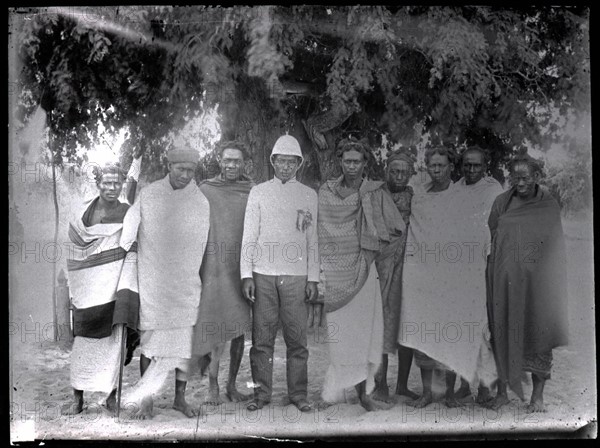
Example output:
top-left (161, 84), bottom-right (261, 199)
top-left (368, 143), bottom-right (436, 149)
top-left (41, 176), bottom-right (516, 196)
top-left (240, 134), bottom-right (319, 413)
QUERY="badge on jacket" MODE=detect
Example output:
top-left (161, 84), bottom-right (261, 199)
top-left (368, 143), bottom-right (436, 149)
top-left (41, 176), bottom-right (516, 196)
top-left (296, 209), bottom-right (313, 232)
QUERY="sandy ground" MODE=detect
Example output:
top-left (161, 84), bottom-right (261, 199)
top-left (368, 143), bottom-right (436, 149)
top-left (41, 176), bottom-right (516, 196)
top-left (9, 215), bottom-right (596, 441)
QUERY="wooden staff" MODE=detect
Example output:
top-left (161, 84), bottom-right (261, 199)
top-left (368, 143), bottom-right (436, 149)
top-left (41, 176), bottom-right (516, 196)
top-left (116, 155), bottom-right (141, 420)
top-left (116, 324), bottom-right (127, 420)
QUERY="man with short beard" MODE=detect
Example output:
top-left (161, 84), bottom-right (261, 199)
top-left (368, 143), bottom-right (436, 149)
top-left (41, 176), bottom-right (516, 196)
top-left (318, 137), bottom-right (404, 412)
top-left (449, 146), bottom-right (503, 405)
top-left (485, 152), bottom-right (568, 413)
top-left (192, 140), bottom-right (254, 405)
top-left (63, 163), bottom-right (132, 416)
top-left (371, 149), bottom-right (419, 404)
top-left (399, 146), bottom-right (468, 408)
top-left (120, 147), bottom-right (210, 419)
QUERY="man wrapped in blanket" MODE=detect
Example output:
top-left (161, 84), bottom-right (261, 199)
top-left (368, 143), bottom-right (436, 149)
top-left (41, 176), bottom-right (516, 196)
top-left (62, 162), bottom-right (138, 415)
top-left (120, 147), bottom-right (210, 419)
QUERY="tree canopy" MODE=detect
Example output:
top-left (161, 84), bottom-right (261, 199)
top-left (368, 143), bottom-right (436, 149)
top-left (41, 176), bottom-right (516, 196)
top-left (13, 5), bottom-right (590, 186)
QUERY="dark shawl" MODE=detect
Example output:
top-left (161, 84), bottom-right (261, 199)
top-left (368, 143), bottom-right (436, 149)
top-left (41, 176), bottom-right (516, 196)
top-left (487, 185), bottom-right (568, 399)
top-left (192, 175), bottom-right (254, 355)
top-left (377, 185), bottom-right (413, 353)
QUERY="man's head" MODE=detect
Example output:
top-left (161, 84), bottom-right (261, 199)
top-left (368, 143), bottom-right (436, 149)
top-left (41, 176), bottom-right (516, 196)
top-left (337, 138), bottom-right (370, 183)
top-left (270, 135), bottom-right (303, 183)
top-left (461, 146), bottom-right (488, 185)
top-left (167, 147), bottom-right (199, 189)
top-left (424, 146), bottom-right (455, 187)
top-left (94, 163), bottom-right (126, 204)
top-left (217, 140), bottom-right (249, 182)
top-left (509, 153), bottom-right (544, 199)
top-left (386, 150), bottom-right (416, 192)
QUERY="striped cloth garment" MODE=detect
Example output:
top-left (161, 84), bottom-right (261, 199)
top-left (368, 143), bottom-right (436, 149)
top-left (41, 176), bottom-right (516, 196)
top-left (68, 197), bottom-right (134, 393)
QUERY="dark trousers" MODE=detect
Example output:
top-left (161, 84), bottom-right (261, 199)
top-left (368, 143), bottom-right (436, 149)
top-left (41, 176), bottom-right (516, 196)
top-left (250, 273), bottom-right (308, 402)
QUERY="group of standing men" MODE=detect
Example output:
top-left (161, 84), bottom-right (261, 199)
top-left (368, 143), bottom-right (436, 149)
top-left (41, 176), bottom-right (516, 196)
top-left (63, 132), bottom-right (568, 419)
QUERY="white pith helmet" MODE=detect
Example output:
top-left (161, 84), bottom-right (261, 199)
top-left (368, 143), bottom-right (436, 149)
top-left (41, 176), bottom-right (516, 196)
top-left (270, 134), bottom-right (304, 168)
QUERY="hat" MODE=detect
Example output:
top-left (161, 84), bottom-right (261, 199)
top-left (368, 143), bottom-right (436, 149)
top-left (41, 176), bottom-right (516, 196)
top-left (167, 147), bottom-right (199, 164)
top-left (386, 148), bottom-right (417, 167)
top-left (270, 134), bottom-right (304, 168)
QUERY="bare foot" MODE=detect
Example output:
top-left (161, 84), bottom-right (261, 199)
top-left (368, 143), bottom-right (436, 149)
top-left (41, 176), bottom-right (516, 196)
top-left (61, 401), bottom-right (83, 416)
top-left (130, 396), bottom-right (153, 420)
top-left (407, 393), bottom-right (433, 408)
top-left (475, 387), bottom-right (493, 405)
top-left (444, 396), bottom-right (466, 408)
top-left (528, 374), bottom-right (546, 414)
top-left (475, 394), bottom-right (492, 405)
top-left (225, 387), bottom-right (252, 403)
top-left (455, 384), bottom-right (471, 400)
top-left (455, 390), bottom-right (473, 403)
top-left (395, 388), bottom-right (420, 401)
top-left (526, 399), bottom-right (546, 413)
top-left (371, 385), bottom-right (395, 404)
top-left (315, 400), bottom-right (334, 411)
top-left (483, 394), bottom-right (510, 410)
top-left (359, 395), bottom-right (395, 412)
top-left (173, 396), bottom-right (198, 418)
top-left (62, 390), bottom-right (84, 416)
top-left (204, 388), bottom-right (224, 406)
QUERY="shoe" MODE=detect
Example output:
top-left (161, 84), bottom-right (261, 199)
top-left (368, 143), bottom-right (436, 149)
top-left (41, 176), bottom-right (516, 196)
top-left (292, 399), bottom-right (312, 412)
top-left (246, 399), bottom-right (269, 411)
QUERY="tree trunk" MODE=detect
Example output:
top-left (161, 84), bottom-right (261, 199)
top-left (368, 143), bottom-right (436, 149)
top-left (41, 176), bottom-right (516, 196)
top-left (218, 78), bottom-right (350, 188)
top-left (218, 80), bottom-right (285, 183)
top-left (51, 156), bottom-right (59, 341)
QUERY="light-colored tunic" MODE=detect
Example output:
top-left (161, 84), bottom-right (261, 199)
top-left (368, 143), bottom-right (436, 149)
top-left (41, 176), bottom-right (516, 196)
top-left (121, 175), bottom-right (210, 338)
top-left (321, 264), bottom-right (383, 403)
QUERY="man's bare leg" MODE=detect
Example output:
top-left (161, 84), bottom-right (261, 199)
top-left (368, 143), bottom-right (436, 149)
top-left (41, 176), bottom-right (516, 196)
top-left (173, 371), bottom-right (197, 417)
top-left (455, 377), bottom-right (472, 400)
top-left (205, 343), bottom-right (226, 405)
top-left (395, 346), bottom-right (418, 400)
top-left (444, 371), bottom-right (465, 408)
top-left (407, 368), bottom-right (433, 408)
top-left (105, 388), bottom-right (117, 414)
top-left (484, 380), bottom-right (510, 410)
top-left (225, 335), bottom-right (252, 402)
top-left (475, 384), bottom-right (493, 405)
top-left (372, 354), bottom-right (393, 403)
top-left (62, 388), bottom-right (84, 415)
top-left (140, 353), bottom-right (151, 377)
top-left (526, 373), bottom-right (547, 413)
top-left (356, 380), bottom-right (394, 412)
top-left (198, 353), bottom-right (211, 377)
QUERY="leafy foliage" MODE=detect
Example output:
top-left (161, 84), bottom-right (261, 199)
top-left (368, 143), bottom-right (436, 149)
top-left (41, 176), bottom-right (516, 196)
top-left (544, 159), bottom-right (592, 216)
top-left (13, 5), bottom-right (590, 191)
top-left (540, 111), bottom-right (592, 215)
